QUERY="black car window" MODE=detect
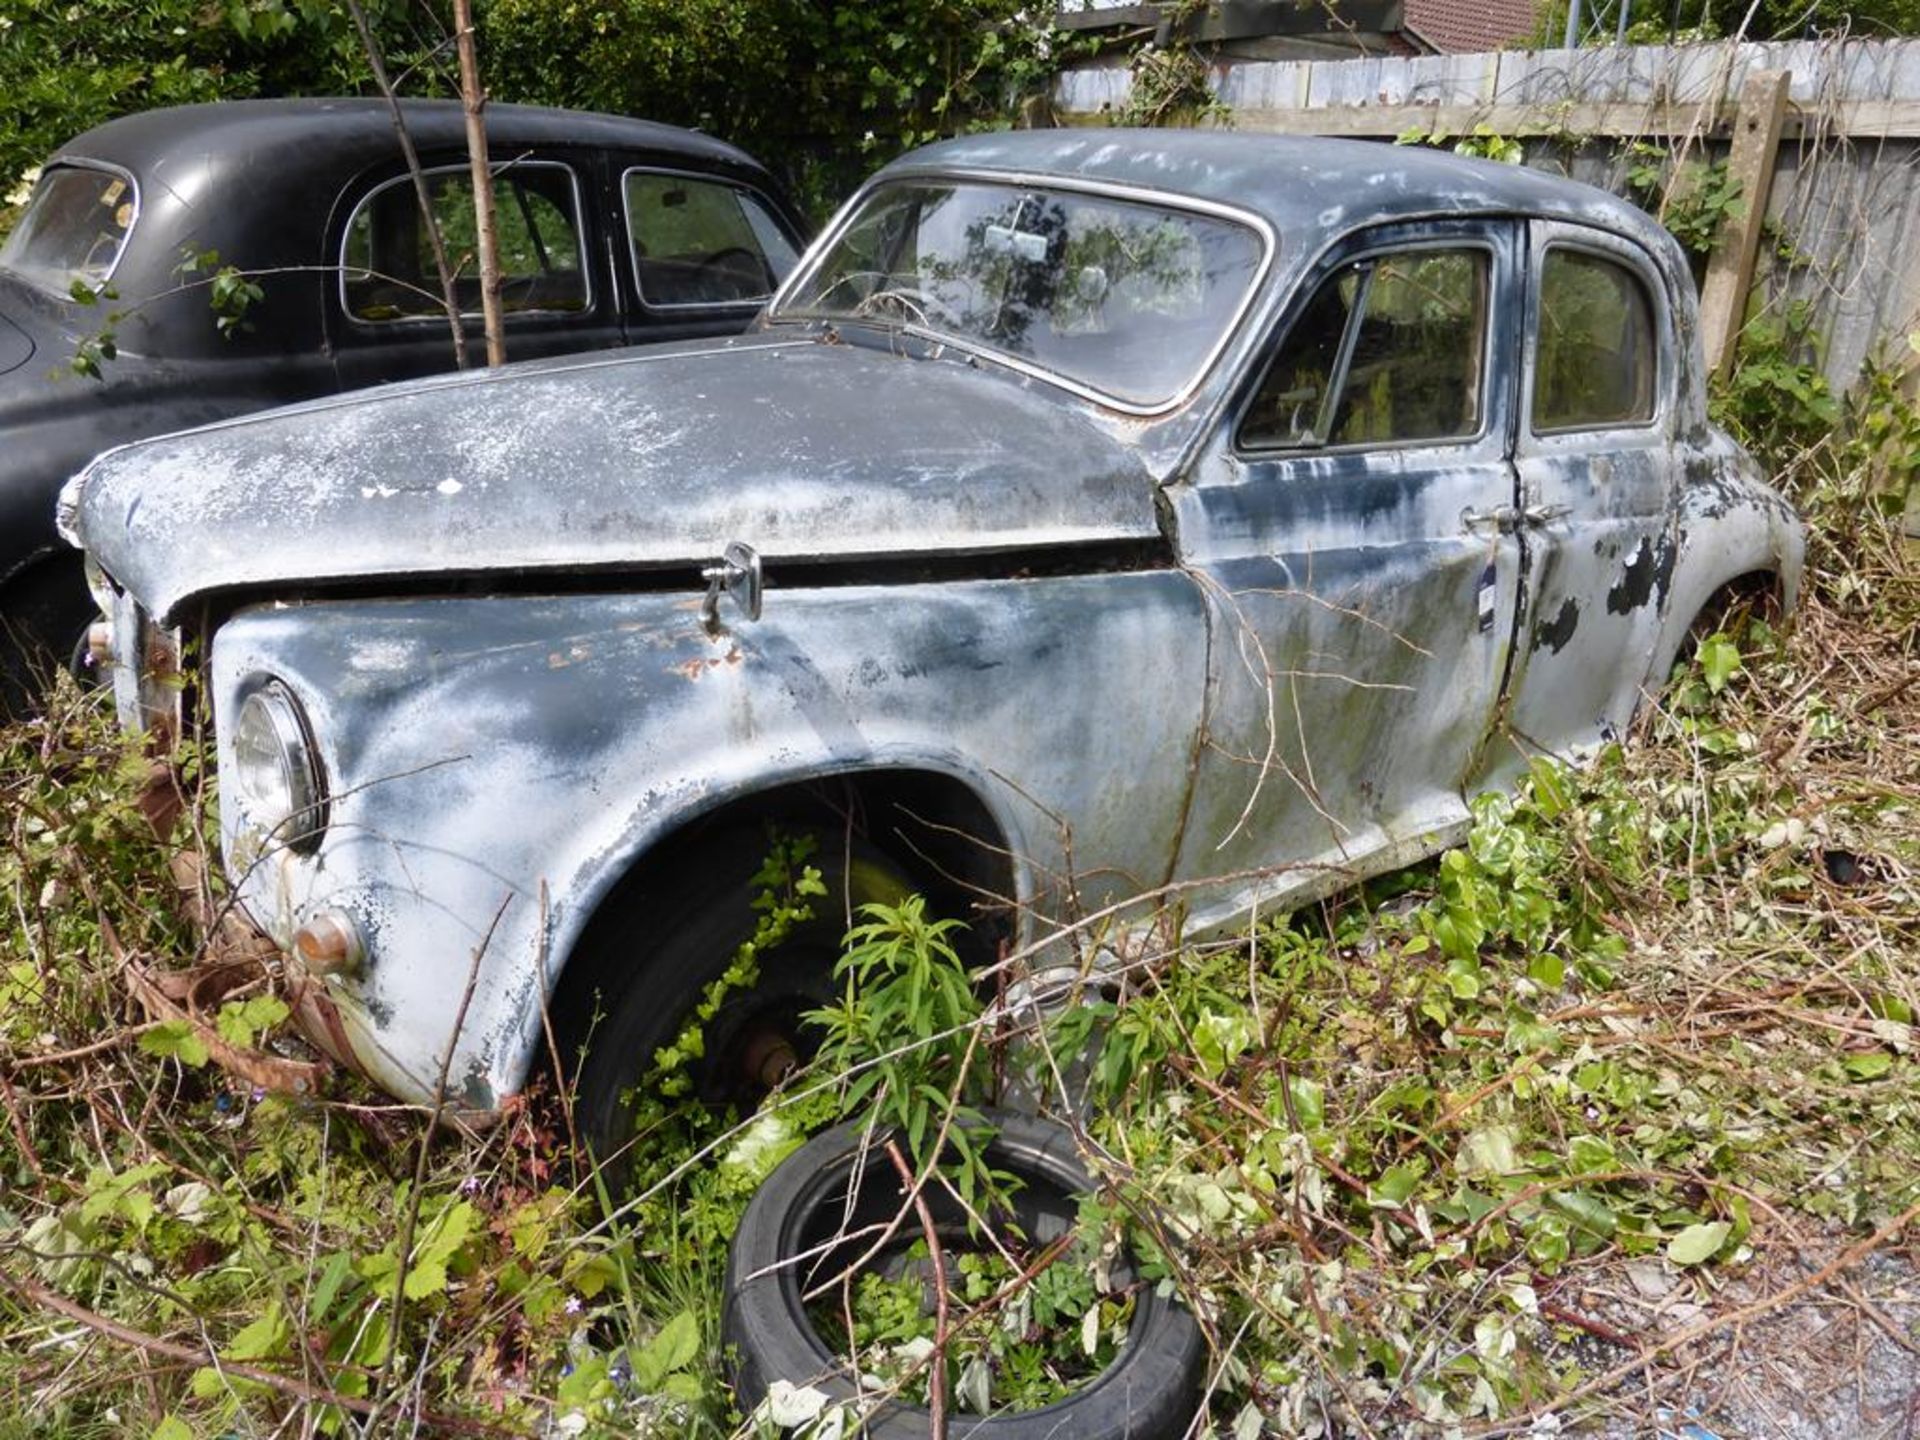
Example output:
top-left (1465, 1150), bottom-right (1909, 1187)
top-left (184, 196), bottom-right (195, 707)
top-left (342, 162), bottom-right (589, 323)
top-left (0, 164), bottom-right (137, 296)
top-left (1242, 247), bottom-right (1489, 450)
top-left (624, 171), bottom-right (798, 308)
top-left (1533, 248), bottom-right (1657, 431)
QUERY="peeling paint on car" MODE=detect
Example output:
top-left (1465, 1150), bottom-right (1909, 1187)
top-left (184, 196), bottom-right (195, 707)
top-left (1535, 597), bottom-right (1581, 654)
top-left (65, 337), bottom-right (1164, 623)
top-left (1607, 535), bottom-right (1677, 614)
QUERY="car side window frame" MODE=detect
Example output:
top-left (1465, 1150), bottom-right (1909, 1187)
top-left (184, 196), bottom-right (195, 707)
top-left (620, 166), bottom-right (802, 314)
top-left (1233, 233), bottom-right (1501, 459)
top-left (336, 158), bottom-right (595, 330)
top-left (1520, 226), bottom-right (1675, 446)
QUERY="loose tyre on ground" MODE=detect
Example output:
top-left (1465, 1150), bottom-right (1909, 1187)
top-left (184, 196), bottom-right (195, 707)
top-left (724, 1111), bottom-right (1206, 1440)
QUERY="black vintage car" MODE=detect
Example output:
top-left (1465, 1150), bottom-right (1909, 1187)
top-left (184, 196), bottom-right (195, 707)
top-left (0, 97), bottom-right (807, 710)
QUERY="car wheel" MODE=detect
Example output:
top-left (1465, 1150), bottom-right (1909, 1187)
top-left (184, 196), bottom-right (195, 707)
top-left (0, 555), bottom-right (98, 720)
top-left (570, 830), bottom-right (916, 1186)
top-left (723, 1111), bottom-right (1206, 1440)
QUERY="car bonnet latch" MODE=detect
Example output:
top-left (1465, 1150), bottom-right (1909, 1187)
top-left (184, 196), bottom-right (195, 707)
top-left (700, 541), bottom-right (764, 636)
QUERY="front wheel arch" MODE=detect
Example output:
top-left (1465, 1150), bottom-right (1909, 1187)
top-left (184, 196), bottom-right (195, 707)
top-left (539, 771), bottom-right (1016, 1138)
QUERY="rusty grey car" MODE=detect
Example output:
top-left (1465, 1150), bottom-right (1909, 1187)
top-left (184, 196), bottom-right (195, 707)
top-left (1, 97), bottom-right (805, 711)
top-left (60, 131), bottom-right (1802, 1159)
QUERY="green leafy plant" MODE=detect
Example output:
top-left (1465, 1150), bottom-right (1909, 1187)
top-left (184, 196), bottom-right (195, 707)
top-left (65, 278), bottom-right (121, 380)
top-left (1396, 122), bottom-right (1526, 165)
top-left (812, 1234), bottom-right (1135, 1415)
top-left (646, 831), bottom-right (829, 1099)
top-left (1832, 342), bottom-right (1920, 524)
top-left (178, 246), bottom-right (265, 337)
top-left (1712, 301), bottom-right (1840, 473)
top-left (808, 895), bottom-right (989, 1183)
top-left (1625, 146), bottom-right (1744, 259)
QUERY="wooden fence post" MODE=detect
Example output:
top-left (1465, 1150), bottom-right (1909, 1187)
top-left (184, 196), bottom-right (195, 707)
top-left (1699, 69), bottom-right (1791, 380)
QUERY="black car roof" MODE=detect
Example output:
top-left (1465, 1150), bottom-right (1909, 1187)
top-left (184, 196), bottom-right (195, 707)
top-left (23, 98), bottom-right (788, 360)
top-left (54, 97), bottom-right (763, 177)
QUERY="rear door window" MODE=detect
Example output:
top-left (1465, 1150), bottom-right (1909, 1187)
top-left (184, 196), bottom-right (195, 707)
top-left (0, 164), bottom-right (138, 295)
top-left (342, 161), bottom-right (589, 322)
top-left (624, 171), bottom-right (798, 309)
top-left (1532, 248), bottom-right (1658, 431)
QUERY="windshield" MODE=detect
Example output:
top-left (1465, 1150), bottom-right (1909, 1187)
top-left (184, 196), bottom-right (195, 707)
top-left (773, 180), bottom-right (1265, 408)
top-left (0, 164), bottom-right (137, 295)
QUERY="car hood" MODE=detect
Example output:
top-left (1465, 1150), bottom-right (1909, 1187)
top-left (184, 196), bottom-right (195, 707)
top-left (63, 332), bottom-right (1164, 623)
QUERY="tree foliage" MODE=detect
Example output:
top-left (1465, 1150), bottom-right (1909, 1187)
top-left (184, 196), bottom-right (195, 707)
top-left (1541, 0), bottom-right (1920, 44)
top-left (0, 0), bottom-right (451, 230)
top-left (479, 0), bottom-right (1059, 213)
top-left (0, 0), bottom-right (1060, 235)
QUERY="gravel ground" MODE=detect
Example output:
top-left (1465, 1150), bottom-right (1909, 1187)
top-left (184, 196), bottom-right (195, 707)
top-left (1551, 1240), bottom-right (1920, 1438)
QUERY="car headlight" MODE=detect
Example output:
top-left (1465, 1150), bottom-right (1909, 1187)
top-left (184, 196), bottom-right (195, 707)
top-left (230, 679), bottom-right (327, 854)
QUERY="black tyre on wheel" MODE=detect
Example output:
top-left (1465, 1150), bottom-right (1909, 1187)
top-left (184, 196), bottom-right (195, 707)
top-left (724, 1111), bottom-right (1206, 1440)
top-left (569, 831), bottom-right (913, 1186)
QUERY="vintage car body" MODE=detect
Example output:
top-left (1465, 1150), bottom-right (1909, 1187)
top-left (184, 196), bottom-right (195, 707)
top-left (62, 131), bottom-right (1803, 1120)
top-left (0, 98), bottom-right (806, 707)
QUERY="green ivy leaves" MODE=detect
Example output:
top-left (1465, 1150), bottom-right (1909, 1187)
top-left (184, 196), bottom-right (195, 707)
top-left (1697, 632), bottom-right (1744, 694)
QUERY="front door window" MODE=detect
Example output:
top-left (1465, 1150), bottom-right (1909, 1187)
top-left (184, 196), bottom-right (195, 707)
top-left (623, 172), bottom-right (797, 309)
top-left (1242, 248), bottom-right (1490, 450)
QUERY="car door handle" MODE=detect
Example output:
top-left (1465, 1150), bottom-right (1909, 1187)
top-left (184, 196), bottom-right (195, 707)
top-left (1461, 505), bottom-right (1520, 534)
top-left (1522, 503), bottom-right (1572, 526)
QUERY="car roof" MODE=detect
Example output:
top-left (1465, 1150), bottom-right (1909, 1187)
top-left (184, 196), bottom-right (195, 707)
top-left (53, 97), bottom-right (765, 178)
top-left (884, 129), bottom-right (1674, 256)
top-left (28, 99), bottom-right (788, 358)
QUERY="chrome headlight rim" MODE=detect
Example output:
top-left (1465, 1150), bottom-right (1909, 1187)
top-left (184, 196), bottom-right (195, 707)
top-left (231, 677), bottom-right (328, 855)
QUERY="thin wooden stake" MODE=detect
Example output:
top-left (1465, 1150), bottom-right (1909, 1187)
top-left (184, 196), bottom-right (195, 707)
top-left (342, 0), bottom-right (466, 370)
top-left (452, 0), bottom-right (506, 368)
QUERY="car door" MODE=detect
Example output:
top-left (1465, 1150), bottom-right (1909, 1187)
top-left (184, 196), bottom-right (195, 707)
top-left (1484, 221), bottom-right (1681, 779)
top-left (327, 149), bottom-right (624, 388)
top-left (615, 165), bottom-right (803, 346)
top-left (1166, 218), bottom-right (1526, 928)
